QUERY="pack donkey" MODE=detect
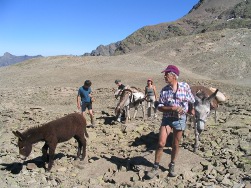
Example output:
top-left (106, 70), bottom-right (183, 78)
top-left (189, 86), bottom-right (221, 152)
top-left (115, 87), bottom-right (146, 123)
top-left (13, 113), bottom-right (89, 171)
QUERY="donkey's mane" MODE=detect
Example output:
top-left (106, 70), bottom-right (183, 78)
top-left (195, 90), bottom-right (207, 100)
top-left (130, 86), bottom-right (143, 93)
top-left (23, 125), bottom-right (43, 136)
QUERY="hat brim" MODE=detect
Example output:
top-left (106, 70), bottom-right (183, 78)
top-left (161, 69), bottom-right (170, 73)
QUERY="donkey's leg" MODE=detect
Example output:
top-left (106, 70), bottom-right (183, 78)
top-left (198, 129), bottom-right (203, 141)
top-left (47, 143), bottom-right (57, 171)
top-left (74, 136), bottom-right (83, 159)
top-left (133, 105), bottom-right (138, 119)
top-left (42, 143), bottom-right (49, 161)
top-left (125, 107), bottom-right (130, 123)
top-left (142, 102), bottom-right (146, 120)
top-left (194, 123), bottom-right (199, 152)
top-left (79, 136), bottom-right (87, 161)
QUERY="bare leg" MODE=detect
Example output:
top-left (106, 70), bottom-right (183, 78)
top-left (81, 111), bottom-right (86, 119)
top-left (89, 109), bottom-right (95, 126)
top-left (147, 107), bottom-right (151, 118)
top-left (147, 126), bottom-right (171, 179)
top-left (153, 106), bottom-right (157, 117)
top-left (155, 126), bottom-right (171, 164)
top-left (147, 101), bottom-right (151, 118)
top-left (171, 129), bottom-right (183, 163)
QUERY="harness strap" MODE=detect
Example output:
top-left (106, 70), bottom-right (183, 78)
top-left (197, 118), bottom-right (206, 124)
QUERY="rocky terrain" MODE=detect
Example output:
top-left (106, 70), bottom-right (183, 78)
top-left (0, 26), bottom-right (251, 187)
top-left (0, 0), bottom-right (251, 186)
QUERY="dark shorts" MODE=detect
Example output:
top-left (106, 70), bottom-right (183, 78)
top-left (161, 117), bottom-right (187, 131)
top-left (81, 102), bottom-right (92, 112)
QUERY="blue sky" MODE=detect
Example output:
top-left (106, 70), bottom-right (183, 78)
top-left (0, 0), bottom-right (199, 56)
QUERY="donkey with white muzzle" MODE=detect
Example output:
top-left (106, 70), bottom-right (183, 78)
top-left (189, 86), bottom-right (220, 152)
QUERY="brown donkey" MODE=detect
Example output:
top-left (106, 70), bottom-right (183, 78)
top-left (13, 113), bottom-right (89, 171)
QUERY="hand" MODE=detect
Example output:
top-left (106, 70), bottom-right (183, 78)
top-left (190, 108), bottom-right (195, 116)
top-left (154, 101), bottom-right (159, 108)
top-left (175, 106), bottom-right (183, 114)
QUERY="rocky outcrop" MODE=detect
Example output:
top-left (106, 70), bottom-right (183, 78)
top-left (83, 42), bottom-right (121, 56)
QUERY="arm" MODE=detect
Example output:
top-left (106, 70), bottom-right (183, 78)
top-left (157, 87), bottom-right (183, 114)
top-left (89, 89), bottom-right (92, 97)
top-left (77, 95), bottom-right (81, 110)
top-left (188, 102), bottom-right (195, 115)
top-left (153, 85), bottom-right (158, 101)
top-left (187, 84), bottom-right (195, 115)
top-left (158, 106), bottom-right (183, 113)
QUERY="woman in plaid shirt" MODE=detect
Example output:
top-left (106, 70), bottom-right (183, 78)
top-left (147, 65), bottom-right (195, 178)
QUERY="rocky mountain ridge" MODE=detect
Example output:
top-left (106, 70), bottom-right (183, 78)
top-left (83, 42), bottom-right (121, 56)
top-left (84, 0), bottom-right (251, 56)
top-left (0, 52), bottom-right (42, 67)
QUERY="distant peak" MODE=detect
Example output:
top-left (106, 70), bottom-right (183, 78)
top-left (3, 52), bottom-right (13, 57)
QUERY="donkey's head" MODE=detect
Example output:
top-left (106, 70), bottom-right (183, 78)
top-left (12, 131), bottom-right (32, 159)
top-left (194, 89), bottom-right (218, 131)
top-left (114, 89), bottom-right (122, 99)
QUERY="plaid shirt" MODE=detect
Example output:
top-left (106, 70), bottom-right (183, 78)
top-left (158, 82), bottom-right (195, 118)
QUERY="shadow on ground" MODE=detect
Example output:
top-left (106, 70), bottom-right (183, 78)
top-left (0, 153), bottom-right (77, 174)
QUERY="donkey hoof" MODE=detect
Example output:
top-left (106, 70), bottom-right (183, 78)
top-left (193, 147), bottom-right (198, 153)
top-left (45, 168), bottom-right (51, 172)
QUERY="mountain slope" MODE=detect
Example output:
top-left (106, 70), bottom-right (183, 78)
top-left (115, 0), bottom-right (251, 54)
top-left (1, 29), bottom-right (250, 87)
top-left (0, 52), bottom-right (43, 67)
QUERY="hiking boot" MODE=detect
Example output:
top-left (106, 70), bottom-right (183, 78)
top-left (168, 162), bottom-right (176, 177)
top-left (146, 165), bottom-right (159, 179)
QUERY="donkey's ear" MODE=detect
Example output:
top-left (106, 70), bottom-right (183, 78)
top-left (12, 131), bottom-right (24, 141)
top-left (207, 89), bottom-right (219, 101)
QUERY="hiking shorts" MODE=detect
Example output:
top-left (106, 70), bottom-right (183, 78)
top-left (81, 102), bottom-right (92, 111)
top-left (161, 117), bottom-right (186, 131)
